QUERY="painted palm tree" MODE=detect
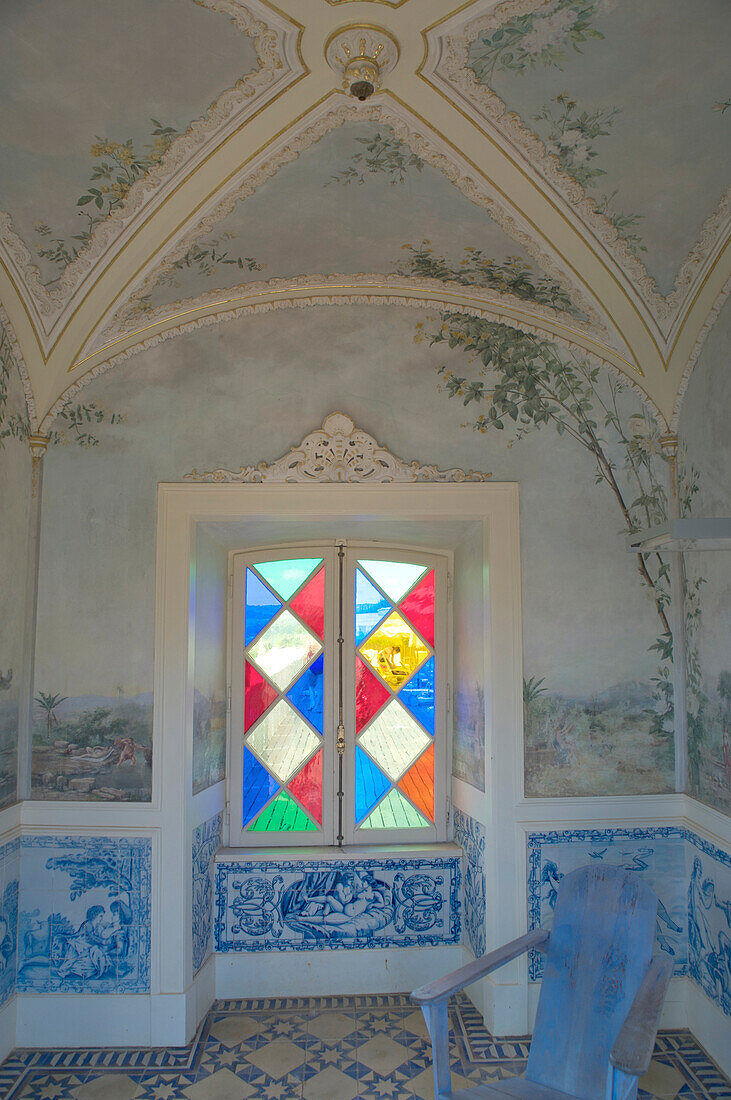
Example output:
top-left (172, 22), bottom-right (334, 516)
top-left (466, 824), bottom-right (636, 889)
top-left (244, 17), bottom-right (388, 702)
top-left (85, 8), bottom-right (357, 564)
top-left (35, 691), bottom-right (68, 739)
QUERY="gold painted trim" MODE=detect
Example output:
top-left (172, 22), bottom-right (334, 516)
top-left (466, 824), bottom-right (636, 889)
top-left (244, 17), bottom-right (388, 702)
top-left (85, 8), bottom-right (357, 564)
top-left (325, 0), bottom-right (412, 7)
top-left (323, 23), bottom-right (401, 68)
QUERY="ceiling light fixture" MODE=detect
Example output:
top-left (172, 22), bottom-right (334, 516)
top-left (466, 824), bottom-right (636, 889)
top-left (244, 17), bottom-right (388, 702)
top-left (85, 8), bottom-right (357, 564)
top-left (325, 25), bottom-right (399, 102)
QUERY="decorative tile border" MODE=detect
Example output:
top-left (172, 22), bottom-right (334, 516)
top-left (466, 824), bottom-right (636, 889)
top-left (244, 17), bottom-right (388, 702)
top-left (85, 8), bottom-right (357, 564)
top-left (526, 825), bottom-right (731, 1019)
top-left (192, 811), bottom-right (223, 973)
top-left (214, 856), bottom-right (461, 952)
top-left (453, 808), bottom-right (486, 958)
top-left (18, 834), bottom-right (151, 994)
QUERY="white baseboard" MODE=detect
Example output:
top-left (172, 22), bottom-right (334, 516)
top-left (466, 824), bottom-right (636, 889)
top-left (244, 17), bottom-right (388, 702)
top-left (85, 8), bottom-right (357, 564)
top-left (0, 995), bottom-right (16, 1064)
top-left (214, 945), bottom-right (463, 999)
top-left (686, 978), bottom-right (731, 1079)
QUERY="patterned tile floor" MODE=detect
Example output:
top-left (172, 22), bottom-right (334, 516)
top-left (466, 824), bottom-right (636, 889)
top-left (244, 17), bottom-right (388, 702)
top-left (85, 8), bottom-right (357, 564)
top-left (1, 994), bottom-right (729, 1099)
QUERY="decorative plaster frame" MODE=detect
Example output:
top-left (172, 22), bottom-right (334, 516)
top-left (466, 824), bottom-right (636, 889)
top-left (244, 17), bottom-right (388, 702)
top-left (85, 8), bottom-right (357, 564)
top-left (97, 97), bottom-right (607, 352)
top-left (429, 0), bottom-right (731, 333)
top-left (0, 0), bottom-right (303, 341)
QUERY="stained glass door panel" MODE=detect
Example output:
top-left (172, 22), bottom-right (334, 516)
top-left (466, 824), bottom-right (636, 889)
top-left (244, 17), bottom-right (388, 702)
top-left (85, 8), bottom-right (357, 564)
top-left (353, 555), bottom-right (438, 836)
top-left (241, 554), bottom-right (328, 837)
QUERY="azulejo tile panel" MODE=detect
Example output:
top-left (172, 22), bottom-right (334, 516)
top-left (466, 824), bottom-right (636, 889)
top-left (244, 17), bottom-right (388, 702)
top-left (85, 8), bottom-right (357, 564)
top-left (192, 811), bottom-right (223, 973)
top-left (526, 825), bottom-right (731, 1018)
top-left (687, 830), bottom-right (731, 1017)
top-left (0, 836), bottom-right (20, 1008)
top-left (527, 827), bottom-right (688, 983)
top-left (453, 808), bottom-right (486, 958)
top-left (214, 856), bottom-right (461, 952)
top-left (18, 834), bottom-right (151, 994)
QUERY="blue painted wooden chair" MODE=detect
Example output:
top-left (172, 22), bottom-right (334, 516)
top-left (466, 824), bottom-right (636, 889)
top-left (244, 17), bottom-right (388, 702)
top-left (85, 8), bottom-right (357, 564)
top-left (412, 864), bottom-right (672, 1100)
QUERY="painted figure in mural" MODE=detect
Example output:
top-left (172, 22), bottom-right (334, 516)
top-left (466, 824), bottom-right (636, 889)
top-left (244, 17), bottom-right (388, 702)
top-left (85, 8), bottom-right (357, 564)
top-left (56, 895), bottom-right (133, 981)
top-left (282, 869), bottom-right (393, 938)
top-left (688, 857), bottom-right (731, 1013)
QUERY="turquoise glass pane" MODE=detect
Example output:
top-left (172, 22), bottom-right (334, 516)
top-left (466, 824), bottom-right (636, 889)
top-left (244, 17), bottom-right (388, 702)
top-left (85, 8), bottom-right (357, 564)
top-left (254, 558), bottom-right (323, 602)
top-left (355, 569), bottom-right (391, 644)
top-left (399, 656), bottom-right (435, 735)
top-left (355, 746), bottom-right (390, 823)
top-left (245, 569), bottom-right (282, 647)
top-left (242, 747), bottom-right (278, 826)
top-left (359, 560), bottom-right (427, 603)
top-left (286, 654), bottom-right (324, 733)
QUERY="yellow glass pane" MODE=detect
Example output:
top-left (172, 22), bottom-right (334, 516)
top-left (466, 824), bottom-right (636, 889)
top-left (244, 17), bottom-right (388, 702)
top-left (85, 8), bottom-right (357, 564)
top-left (359, 611), bottom-right (430, 691)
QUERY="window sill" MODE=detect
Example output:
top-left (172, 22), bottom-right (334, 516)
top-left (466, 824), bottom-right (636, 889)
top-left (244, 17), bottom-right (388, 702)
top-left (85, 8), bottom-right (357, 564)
top-left (214, 842), bottom-right (461, 863)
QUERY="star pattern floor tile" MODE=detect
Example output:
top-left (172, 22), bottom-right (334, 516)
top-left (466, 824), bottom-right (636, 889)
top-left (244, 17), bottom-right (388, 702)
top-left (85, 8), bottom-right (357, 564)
top-left (0, 994), bottom-right (728, 1099)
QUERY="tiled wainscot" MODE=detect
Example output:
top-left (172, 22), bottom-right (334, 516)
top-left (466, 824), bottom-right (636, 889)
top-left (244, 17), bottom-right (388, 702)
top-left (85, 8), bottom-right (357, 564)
top-left (214, 853), bottom-right (461, 952)
top-left (192, 812), bottom-right (223, 974)
top-left (0, 838), bottom-right (19, 1010)
top-left (18, 835), bottom-right (151, 994)
top-left (453, 809), bottom-right (485, 958)
top-left (526, 827), bottom-right (730, 1018)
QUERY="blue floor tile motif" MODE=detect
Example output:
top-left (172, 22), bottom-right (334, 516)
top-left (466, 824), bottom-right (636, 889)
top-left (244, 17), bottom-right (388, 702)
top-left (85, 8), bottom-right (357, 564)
top-left (0, 994), bottom-right (727, 1098)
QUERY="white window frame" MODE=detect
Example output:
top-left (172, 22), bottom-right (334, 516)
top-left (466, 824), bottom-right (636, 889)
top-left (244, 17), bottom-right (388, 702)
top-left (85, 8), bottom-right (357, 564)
top-left (228, 540), bottom-right (450, 847)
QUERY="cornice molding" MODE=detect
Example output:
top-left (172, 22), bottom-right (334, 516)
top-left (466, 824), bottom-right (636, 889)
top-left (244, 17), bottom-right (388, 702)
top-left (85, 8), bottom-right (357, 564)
top-left (184, 411), bottom-right (491, 482)
top-left (0, 0), bottom-right (300, 341)
top-left (41, 276), bottom-right (663, 434)
top-left (104, 96), bottom-right (607, 349)
top-left (433, 0), bottom-right (731, 335)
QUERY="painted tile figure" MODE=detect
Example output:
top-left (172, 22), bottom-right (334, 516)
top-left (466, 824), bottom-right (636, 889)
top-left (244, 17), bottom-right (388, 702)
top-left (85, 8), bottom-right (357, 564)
top-left (688, 854), bottom-right (731, 1015)
top-left (18, 836), bottom-right (150, 994)
top-left (215, 856), bottom-right (460, 952)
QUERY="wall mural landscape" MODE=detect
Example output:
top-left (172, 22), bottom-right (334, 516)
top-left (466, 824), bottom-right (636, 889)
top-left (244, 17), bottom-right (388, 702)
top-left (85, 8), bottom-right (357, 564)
top-left (32, 302), bottom-right (681, 802)
top-left (462, 0), bottom-right (730, 295)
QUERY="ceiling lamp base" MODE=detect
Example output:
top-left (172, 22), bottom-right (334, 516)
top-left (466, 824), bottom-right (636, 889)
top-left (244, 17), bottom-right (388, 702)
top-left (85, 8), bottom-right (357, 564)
top-left (325, 25), bottom-right (399, 101)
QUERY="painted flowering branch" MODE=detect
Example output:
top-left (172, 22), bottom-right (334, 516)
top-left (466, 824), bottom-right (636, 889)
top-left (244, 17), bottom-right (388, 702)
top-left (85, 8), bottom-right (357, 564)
top-left (326, 130), bottom-right (424, 187)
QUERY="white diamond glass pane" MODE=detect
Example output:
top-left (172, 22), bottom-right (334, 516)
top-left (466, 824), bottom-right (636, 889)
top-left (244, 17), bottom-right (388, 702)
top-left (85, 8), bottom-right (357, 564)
top-left (358, 560), bottom-right (427, 603)
top-left (247, 610), bottom-right (321, 692)
top-left (358, 701), bottom-right (430, 782)
top-left (246, 699), bottom-right (320, 785)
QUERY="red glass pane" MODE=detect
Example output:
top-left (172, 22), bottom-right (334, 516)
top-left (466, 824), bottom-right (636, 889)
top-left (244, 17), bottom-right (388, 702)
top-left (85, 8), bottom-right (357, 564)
top-left (289, 566), bottom-right (325, 639)
top-left (399, 570), bottom-right (435, 647)
top-left (245, 662), bottom-right (278, 731)
top-left (355, 659), bottom-right (390, 733)
top-left (288, 750), bottom-right (322, 825)
top-left (398, 743), bottom-right (434, 822)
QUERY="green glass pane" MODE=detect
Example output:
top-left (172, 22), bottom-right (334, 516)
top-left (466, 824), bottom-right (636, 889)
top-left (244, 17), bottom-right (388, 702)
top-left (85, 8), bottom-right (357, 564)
top-left (253, 558), bottom-right (323, 602)
top-left (246, 699), bottom-right (320, 784)
top-left (358, 560), bottom-right (427, 603)
top-left (248, 790), bottom-right (317, 832)
top-left (359, 611), bottom-right (429, 691)
top-left (358, 701), bottom-right (430, 781)
top-left (247, 610), bottom-right (321, 692)
top-left (360, 788), bottom-right (429, 829)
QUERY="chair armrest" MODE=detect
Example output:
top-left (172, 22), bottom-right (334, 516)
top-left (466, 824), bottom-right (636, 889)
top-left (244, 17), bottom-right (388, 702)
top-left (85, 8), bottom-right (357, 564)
top-left (610, 956), bottom-right (673, 1077)
top-left (411, 928), bottom-right (549, 1005)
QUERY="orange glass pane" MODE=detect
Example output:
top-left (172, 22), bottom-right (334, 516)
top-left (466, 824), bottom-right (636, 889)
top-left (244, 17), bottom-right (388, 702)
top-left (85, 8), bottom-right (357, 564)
top-left (398, 743), bottom-right (434, 822)
top-left (289, 750), bottom-right (323, 825)
top-left (399, 570), bottom-right (435, 648)
top-left (244, 662), bottom-right (277, 731)
top-left (290, 567), bottom-right (325, 640)
top-left (359, 612), bottom-right (429, 691)
top-left (355, 659), bottom-right (390, 733)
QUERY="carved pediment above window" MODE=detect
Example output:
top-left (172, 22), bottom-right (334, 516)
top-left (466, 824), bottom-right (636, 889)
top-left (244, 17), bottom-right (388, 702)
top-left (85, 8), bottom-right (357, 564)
top-left (184, 413), bottom-right (490, 483)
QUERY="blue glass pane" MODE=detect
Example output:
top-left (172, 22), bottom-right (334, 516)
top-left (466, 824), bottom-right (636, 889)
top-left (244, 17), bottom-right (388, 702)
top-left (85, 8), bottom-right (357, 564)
top-left (355, 568), bottom-right (391, 645)
top-left (286, 654), bottom-right (324, 733)
top-left (399, 656), bottom-right (435, 735)
top-left (355, 746), bottom-right (391, 823)
top-left (254, 558), bottom-right (323, 602)
top-left (245, 570), bottom-right (282, 647)
top-left (242, 747), bottom-right (278, 826)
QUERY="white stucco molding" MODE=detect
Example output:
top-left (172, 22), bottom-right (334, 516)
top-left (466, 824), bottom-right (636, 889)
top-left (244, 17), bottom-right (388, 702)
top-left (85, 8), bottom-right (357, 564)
top-left (0, 0), bottom-right (302, 343)
top-left (429, 0), bottom-right (731, 335)
top-left (184, 411), bottom-right (491, 483)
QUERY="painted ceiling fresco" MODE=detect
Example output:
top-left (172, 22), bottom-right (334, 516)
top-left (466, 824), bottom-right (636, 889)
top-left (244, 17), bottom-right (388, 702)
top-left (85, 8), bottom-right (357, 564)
top-left (443, 0), bottom-right (730, 296)
top-left (0, 0), bottom-right (260, 286)
top-left (120, 121), bottom-right (585, 323)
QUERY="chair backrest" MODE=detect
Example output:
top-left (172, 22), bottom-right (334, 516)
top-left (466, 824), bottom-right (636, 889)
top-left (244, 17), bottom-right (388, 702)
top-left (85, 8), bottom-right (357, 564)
top-left (527, 863), bottom-right (658, 1100)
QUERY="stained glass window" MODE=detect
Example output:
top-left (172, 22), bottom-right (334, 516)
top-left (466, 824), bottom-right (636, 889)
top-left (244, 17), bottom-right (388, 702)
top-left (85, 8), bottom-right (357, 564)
top-left (235, 547), bottom-right (443, 845)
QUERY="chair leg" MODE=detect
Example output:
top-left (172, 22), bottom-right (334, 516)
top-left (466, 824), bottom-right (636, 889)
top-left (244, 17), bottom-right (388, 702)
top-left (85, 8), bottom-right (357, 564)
top-left (421, 999), bottom-right (452, 1100)
top-left (606, 1066), bottom-right (639, 1100)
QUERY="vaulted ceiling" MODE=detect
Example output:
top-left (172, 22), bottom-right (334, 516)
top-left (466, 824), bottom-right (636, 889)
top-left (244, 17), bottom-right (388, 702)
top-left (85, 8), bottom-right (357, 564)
top-left (1, 0), bottom-right (728, 430)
